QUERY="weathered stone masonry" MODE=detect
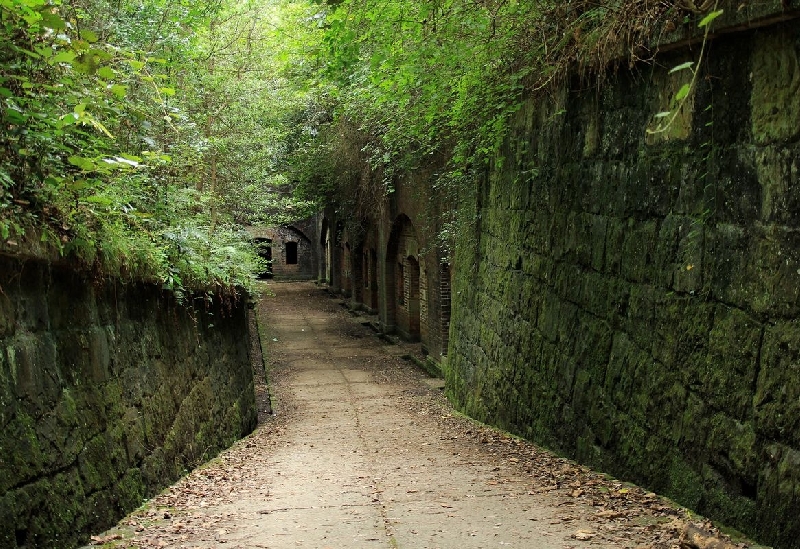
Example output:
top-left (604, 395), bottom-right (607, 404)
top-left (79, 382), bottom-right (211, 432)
top-left (322, 7), bottom-right (800, 549)
top-left (0, 253), bottom-right (256, 549)
top-left (319, 172), bottom-right (453, 361)
top-left (445, 17), bottom-right (800, 549)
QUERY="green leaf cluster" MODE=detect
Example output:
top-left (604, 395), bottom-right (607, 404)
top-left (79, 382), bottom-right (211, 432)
top-left (288, 0), bottom-right (681, 221)
top-left (0, 0), bottom-right (325, 297)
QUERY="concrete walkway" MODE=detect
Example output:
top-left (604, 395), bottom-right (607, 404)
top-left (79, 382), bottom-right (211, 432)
top-left (93, 282), bottom-right (739, 549)
top-left (223, 283), bottom-right (573, 548)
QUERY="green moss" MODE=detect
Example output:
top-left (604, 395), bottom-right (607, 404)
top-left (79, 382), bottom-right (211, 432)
top-left (667, 455), bottom-right (704, 509)
top-left (78, 435), bottom-right (113, 493)
top-left (25, 472), bottom-right (87, 549)
top-left (442, 17), bottom-right (800, 549)
top-left (114, 468), bottom-right (145, 515)
top-left (700, 471), bottom-right (757, 530)
top-left (0, 255), bottom-right (256, 549)
top-left (0, 411), bottom-right (45, 493)
top-left (751, 29), bottom-right (800, 145)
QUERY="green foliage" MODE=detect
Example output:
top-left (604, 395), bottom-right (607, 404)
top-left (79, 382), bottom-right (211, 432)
top-left (0, 0), bottom-right (325, 297)
top-left (288, 0), bottom-right (682, 232)
top-left (0, 0), bottom-right (714, 290)
top-left (648, 5), bottom-right (723, 136)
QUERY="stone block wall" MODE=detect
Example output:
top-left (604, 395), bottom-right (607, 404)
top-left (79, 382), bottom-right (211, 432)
top-left (446, 21), bottom-right (800, 549)
top-left (0, 254), bottom-right (256, 549)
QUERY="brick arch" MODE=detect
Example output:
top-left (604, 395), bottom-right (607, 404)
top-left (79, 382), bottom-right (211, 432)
top-left (405, 255), bottom-right (421, 339)
top-left (386, 214), bottom-right (421, 341)
top-left (341, 241), bottom-right (352, 297)
top-left (269, 225), bottom-right (315, 280)
top-left (439, 262), bottom-right (452, 355)
top-left (320, 217), bottom-right (331, 284)
top-left (333, 221), bottom-right (345, 289)
top-left (364, 246), bottom-right (378, 311)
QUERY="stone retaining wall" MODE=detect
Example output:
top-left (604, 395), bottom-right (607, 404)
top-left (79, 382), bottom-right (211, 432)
top-left (0, 254), bottom-right (256, 548)
top-left (446, 19), bottom-right (800, 549)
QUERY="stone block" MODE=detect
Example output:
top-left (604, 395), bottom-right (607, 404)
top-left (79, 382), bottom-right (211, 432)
top-left (78, 434), bottom-right (115, 493)
top-left (9, 334), bottom-right (59, 406)
top-left (88, 327), bottom-right (111, 382)
top-left (751, 28), bottom-right (800, 145)
top-left (0, 411), bottom-right (45, 494)
top-left (701, 306), bottom-right (762, 419)
top-left (756, 443), bottom-right (800, 548)
top-left (755, 320), bottom-right (800, 447)
top-left (621, 220), bottom-right (659, 284)
top-left (699, 461), bottom-right (758, 533)
top-left (36, 388), bottom-right (87, 468)
top-left (667, 453), bottom-right (704, 509)
top-left (141, 379), bottom-right (179, 447)
top-left (46, 269), bottom-right (95, 330)
top-left (23, 472), bottom-right (86, 549)
top-left (18, 263), bottom-right (49, 332)
top-left (85, 489), bottom-right (117, 535)
top-left (754, 145), bottom-right (800, 225)
top-left (122, 406), bottom-right (146, 462)
top-left (705, 223), bottom-right (750, 306)
top-left (0, 291), bottom-right (15, 338)
top-left (114, 468), bottom-right (145, 515)
top-left (705, 413), bottom-right (758, 487)
top-left (651, 297), bottom-right (713, 382)
top-left (711, 148), bottom-right (761, 225)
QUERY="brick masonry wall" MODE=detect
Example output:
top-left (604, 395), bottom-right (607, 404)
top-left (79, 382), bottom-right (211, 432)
top-left (446, 22), bottom-right (800, 549)
top-left (269, 226), bottom-right (315, 280)
top-left (0, 255), bottom-right (256, 549)
top-left (387, 216), bottom-right (422, 341)
top-left (439, 264), bottom-right (451, 355)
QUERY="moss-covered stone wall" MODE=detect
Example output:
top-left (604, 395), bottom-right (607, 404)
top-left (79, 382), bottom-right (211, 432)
top-left (0, 254), bottom-right (256, 549)
top-left (446, 21), bottom-right (800, 549)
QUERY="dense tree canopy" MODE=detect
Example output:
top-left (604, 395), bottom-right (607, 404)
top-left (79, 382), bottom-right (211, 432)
top-left (291, 0), bottom-right (680, 211)
top-left (1, 0), bottom-right (703, 295)
top-left (1, 0), bottom-right (323, 296)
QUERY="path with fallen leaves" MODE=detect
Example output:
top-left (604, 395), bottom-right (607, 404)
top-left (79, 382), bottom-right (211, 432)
top-left (90, 282), bottom-right (752, 549)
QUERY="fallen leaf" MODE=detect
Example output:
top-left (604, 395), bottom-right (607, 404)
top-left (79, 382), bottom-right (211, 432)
top-left (595, 510), bottom-right (624, 519)
top-left (573, 530), bottom-right (596, 541)
top-left (90, 534), bottom-right (122, 544)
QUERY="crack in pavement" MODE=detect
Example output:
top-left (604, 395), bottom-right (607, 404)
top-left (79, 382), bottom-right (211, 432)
top-left (341, 351), bottom-right (399, 547)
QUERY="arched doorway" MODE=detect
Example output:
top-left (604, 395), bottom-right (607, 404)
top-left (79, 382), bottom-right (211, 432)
top-left (385, 215), bottom-right (421, 341)
top-left (342, 242), bottom-right (352, 297)
top-left (269, 226), bottom-right (314, 280)
top-left (406, 256), bottom-right (421, 338)
top-left (369, 248), bottom-right (378, 309)
top-left (320, 218), bottom-right (331, 284)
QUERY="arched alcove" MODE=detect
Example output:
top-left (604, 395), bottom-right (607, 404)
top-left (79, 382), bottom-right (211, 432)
top-left (270, 226), bottom-right (314, 280)
top-left (320, 218), bottom-right (331, 284)
top-left (385, 214), bottom-right (421, 341)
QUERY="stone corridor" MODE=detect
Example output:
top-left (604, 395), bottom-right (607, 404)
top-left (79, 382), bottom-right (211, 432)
top-left (87, 282), bottom-right (744, 549)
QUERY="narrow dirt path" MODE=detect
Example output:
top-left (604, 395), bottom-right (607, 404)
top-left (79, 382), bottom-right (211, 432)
top-left (90, 282), bottom-right (750, 549)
